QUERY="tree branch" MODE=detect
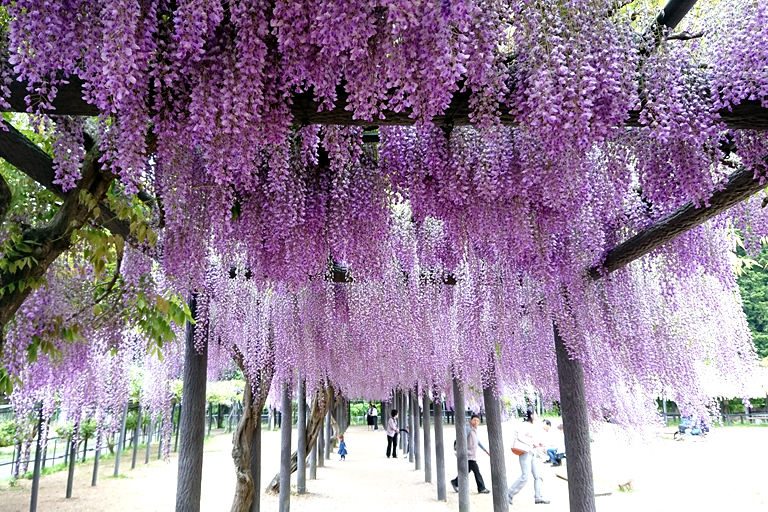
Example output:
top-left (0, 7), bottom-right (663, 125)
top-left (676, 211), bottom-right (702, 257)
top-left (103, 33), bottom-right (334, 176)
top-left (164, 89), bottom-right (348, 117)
top-left (666, 30), bottom-right (705, 41)
top-left (0, 171), bottom-right (11, 226)
top-left (0, 142), bottom-right (114, 333)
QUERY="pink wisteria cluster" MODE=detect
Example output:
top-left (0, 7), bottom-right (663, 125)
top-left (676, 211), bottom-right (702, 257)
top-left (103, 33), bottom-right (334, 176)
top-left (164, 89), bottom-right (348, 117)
top-left (1, 0), bottom-right (767, 433)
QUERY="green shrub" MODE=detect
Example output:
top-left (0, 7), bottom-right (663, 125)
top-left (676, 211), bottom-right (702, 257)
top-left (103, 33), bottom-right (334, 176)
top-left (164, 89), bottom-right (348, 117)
top-left (0, 421), bottom-right (16, 447)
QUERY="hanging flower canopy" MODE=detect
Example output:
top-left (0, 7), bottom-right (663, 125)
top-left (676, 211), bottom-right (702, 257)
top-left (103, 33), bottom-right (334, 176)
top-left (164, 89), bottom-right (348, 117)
top-left (1, 0), bottom-right (767, 434)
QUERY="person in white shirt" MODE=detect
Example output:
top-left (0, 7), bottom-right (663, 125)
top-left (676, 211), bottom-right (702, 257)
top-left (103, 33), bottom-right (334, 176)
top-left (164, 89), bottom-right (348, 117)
top-left (507, 408), bottom-right (550, 505)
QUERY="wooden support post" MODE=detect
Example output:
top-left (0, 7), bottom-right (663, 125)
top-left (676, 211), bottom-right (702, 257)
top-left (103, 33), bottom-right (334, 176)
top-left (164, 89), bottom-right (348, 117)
top-left (453, 378), bottom-right (470, 512)
top-left (317, 413), bottom-right (325, 467)
top-left (81, 435), bottom-right (88, 463)
top-left (113, 403), bottom-right (128, 476)
top-left (158, 419), bottom-right (163, 460)
top-left (413, 390), bottom-right (421, 470)
top-left (131, 406), bottom-right (141, 469)
top-left (279, 381), bottom-right (292, 512)
top-left (434, 393), bottom-right (447, 501)
top-left (297, 378), bottom-right (307, 494)
top-left (317, 413), bottom-right (325, 468)
top-left (175, 295), bottom-right (208, 512)
top-left (29, 405), bottom-right (44, 512)
top-left (408, 392), bottom-right (415, 463)
top-left (65, 426), bottom-right (77, 499)
top-left (555, 323), bottom-right (596, 512)
top-left (145, 415), bottom-right (153, 464)
top-left (91, 432), bottom-right (100, 487)
top-left (422, 389), bottom-right (432, 483)
top-left (309, 436), bottom-right (317, 479)
top-left (324, 408), bottom-right (332, 461)
top-left (402, 394), bottom-right (407, 457)
top-left (483, 382), bottom-right (509, 512)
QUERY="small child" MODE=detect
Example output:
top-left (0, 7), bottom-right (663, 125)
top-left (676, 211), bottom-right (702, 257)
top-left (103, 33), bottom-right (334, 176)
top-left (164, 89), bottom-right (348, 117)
top-left (338, 434), bottom-right (347, 461)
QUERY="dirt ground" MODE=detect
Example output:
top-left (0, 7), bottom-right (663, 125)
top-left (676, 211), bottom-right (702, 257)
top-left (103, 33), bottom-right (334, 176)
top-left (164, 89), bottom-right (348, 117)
top-left (0, 421), bottom-right (766, 511)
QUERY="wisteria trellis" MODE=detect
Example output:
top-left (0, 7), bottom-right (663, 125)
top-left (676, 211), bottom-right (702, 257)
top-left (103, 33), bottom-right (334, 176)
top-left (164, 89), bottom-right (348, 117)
top-left (1, 0), bottom-right (767, 454)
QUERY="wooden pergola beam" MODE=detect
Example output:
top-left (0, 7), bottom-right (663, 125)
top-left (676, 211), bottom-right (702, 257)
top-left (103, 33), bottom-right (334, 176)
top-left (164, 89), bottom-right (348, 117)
top-left (6, 77), bottom-right (768, 130)
top-left (589, 162), bottom-right (768, 279)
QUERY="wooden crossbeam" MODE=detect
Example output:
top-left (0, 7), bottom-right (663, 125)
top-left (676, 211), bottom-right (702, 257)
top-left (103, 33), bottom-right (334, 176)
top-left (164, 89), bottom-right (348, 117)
top-left (589, 162), bottom-right (768, 279)
top-left (5, 77), bottom-right (768, 130)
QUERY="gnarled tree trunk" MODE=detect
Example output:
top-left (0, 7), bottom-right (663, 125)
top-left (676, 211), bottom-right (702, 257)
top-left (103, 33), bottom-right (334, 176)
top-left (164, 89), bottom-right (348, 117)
top-left (230, 349), bottom-right (273, 512)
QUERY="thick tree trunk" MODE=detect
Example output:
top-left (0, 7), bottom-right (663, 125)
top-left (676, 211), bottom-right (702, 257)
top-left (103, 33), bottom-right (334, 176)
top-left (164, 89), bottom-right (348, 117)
top-left (175, 296), bottom-right (208, 512)
top-left (422, 389), bottom-right (432, 483)
top-left (483, 383), bottom-right (509, 512)
top-left (267, 386), bottom-right (334, 494)
top-left (434, 394), bottom-right (447, 501)
top-left (555, 323), bottom-right (596, 512)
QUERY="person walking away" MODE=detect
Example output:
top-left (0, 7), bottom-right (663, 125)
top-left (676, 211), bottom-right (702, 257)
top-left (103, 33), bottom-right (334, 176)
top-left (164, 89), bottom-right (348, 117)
top-left (386, 410), bottom-right (399, 458)
top-left (451, 414), bottom-right (491, 494)
top-left (507, 408), bottom-right (550, 505)
top-left (338, 434), bottom-right (347, 461)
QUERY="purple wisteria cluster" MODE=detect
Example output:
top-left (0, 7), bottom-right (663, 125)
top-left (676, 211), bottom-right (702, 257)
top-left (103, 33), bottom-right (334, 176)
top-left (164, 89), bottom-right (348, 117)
top-left (1, 0), bottom-right (767, 435)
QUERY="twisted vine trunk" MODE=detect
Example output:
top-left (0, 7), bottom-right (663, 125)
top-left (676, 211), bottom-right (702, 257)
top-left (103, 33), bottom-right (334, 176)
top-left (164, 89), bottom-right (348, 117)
top-left (266, 386), bottom-right (334, 494)
top-left (230, 376), bottom-right (270, 512)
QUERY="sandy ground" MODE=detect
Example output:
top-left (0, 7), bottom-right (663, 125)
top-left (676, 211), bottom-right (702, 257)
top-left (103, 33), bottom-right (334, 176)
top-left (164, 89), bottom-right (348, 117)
top-left (0, 421), bottom-right (766, 511)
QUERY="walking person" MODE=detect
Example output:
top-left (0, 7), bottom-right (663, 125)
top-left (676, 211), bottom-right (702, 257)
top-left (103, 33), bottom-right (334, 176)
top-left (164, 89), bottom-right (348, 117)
top-left (386, 409), bottom-right (399, 458)
top-left (507, 408), bottom-right (550, 505)
top-left (451, 414), bottom-right (491, 494)
top-left (338, 434), bottom-right (347, 461)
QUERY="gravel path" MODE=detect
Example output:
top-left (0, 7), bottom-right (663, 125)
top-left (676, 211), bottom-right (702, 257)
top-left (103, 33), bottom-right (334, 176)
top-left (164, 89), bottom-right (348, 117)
top-left (1, 422), bottom-right (766, 511)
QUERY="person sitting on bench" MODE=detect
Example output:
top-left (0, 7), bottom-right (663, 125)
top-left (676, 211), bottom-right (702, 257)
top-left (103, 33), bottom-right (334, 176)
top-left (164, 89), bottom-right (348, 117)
top-left (546, 424), bottom-right (565, 466)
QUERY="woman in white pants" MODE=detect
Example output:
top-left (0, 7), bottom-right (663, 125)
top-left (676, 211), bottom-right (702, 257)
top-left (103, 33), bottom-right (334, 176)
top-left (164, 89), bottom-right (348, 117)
top-left (507, 409), bottom-right (550, 505)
